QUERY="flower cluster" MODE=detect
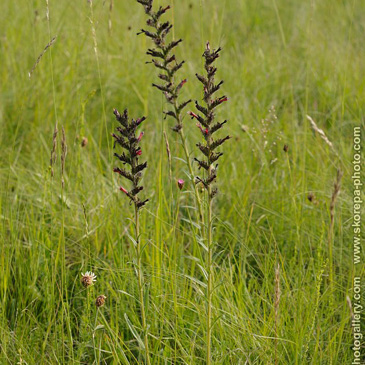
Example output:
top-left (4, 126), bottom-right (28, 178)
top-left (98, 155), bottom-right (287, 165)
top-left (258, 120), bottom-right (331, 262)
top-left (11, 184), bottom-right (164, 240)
top-left (189, 43), bottom-right (230, 198)
top-left (81, 271), bottom-right (97, 288)
top-left (81, 271), bottom-right (107, 308)
top-left (112, 109), bottom-right (149, 210)
top-left (136, 0), bottom-right (191, 132)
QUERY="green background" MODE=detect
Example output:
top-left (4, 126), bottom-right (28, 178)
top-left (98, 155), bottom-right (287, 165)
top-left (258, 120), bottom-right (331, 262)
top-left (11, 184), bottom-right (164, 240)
top-left (0, 0), bottom-right (364, 363)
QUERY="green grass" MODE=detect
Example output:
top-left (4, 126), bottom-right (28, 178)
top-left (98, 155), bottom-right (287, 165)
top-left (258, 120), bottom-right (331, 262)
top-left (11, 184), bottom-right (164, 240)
top-left (0, 0), bottom-right (364, 363)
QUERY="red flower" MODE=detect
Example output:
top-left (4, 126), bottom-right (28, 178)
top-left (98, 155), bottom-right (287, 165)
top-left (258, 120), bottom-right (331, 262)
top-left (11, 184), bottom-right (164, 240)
top-left (196, 124), bottom-right (209, 135)
top-left (188, 111), bottom-right (199, 119)
top-left (137, 132), bottom-right (144, 142)
top-left (120, 186), bottom-right (128, 194)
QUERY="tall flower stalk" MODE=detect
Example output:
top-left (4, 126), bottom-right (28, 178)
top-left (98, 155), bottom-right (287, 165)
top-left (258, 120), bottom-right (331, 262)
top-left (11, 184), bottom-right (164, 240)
top-left (135, 0), bottom-right (204, 224)
top-left (188, 43), bottom-right (230, 364)
top-left (112, 109), bottom-right (151, 365)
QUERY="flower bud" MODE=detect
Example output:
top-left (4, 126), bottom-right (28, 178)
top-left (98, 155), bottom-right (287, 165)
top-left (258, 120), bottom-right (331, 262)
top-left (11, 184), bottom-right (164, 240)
top-left (95, 295), bottom-right (106, 308)
top-left (177, 179), bottom-right (185, 190)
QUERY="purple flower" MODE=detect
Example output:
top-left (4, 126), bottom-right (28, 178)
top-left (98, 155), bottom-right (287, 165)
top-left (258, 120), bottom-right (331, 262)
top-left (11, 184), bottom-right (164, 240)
top-left (177, 179), bottom-right (185, 190)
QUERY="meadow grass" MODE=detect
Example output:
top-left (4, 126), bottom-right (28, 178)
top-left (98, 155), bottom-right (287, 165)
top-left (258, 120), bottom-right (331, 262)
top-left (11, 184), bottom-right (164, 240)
top-left (0, 0), bottom-right (364, 363)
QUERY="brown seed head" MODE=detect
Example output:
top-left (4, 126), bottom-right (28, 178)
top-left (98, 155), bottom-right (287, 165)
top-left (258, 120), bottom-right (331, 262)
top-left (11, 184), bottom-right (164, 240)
top-left (96, 295), bottom-right (107, 308)
top-left (81, 137), bottom-right (88, 147)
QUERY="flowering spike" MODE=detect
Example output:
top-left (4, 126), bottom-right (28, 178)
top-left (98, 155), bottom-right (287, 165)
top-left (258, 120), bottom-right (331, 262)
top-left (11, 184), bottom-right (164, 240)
top-left (192, 43), bottom-right (229, 193)
top-left (113, 108), bottom-right (148, 210)
top-left (135, 0), bottom-right (188, 131)
top-left (134, 0), bottom-right (205, 226)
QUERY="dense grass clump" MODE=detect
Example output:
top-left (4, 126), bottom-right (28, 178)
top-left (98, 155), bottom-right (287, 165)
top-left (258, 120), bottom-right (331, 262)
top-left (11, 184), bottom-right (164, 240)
top-left (0, 0), bottom-right (363, 363)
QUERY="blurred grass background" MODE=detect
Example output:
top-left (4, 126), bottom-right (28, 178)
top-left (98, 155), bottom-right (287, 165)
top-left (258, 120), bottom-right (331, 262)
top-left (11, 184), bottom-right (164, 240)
top-left (0, 0), bottom-right (364, 363)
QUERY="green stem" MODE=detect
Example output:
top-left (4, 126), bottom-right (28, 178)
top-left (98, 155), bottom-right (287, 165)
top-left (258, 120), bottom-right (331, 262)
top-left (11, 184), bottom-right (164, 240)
top-left (135, 204), bottom-right (151, 365)
top-left (93, 309), bottom-right (99, 362)
top-left (206, 149), bottom-right (213, 365)
top-left (173, 101), bottom-right (204, 229)
top-left (179, 128), bottom-right (204, 225)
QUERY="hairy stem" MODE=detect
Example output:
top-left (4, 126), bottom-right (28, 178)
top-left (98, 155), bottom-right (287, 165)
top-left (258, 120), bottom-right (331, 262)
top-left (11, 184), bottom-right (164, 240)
top-left (205, 106), bottom-right (214, 364)
top-left (206, 174), bottom-right (213, 365)
top-left (135, 204), bottom-right (151, 365)
top-left (176, 114), bottom-right (204, 225)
